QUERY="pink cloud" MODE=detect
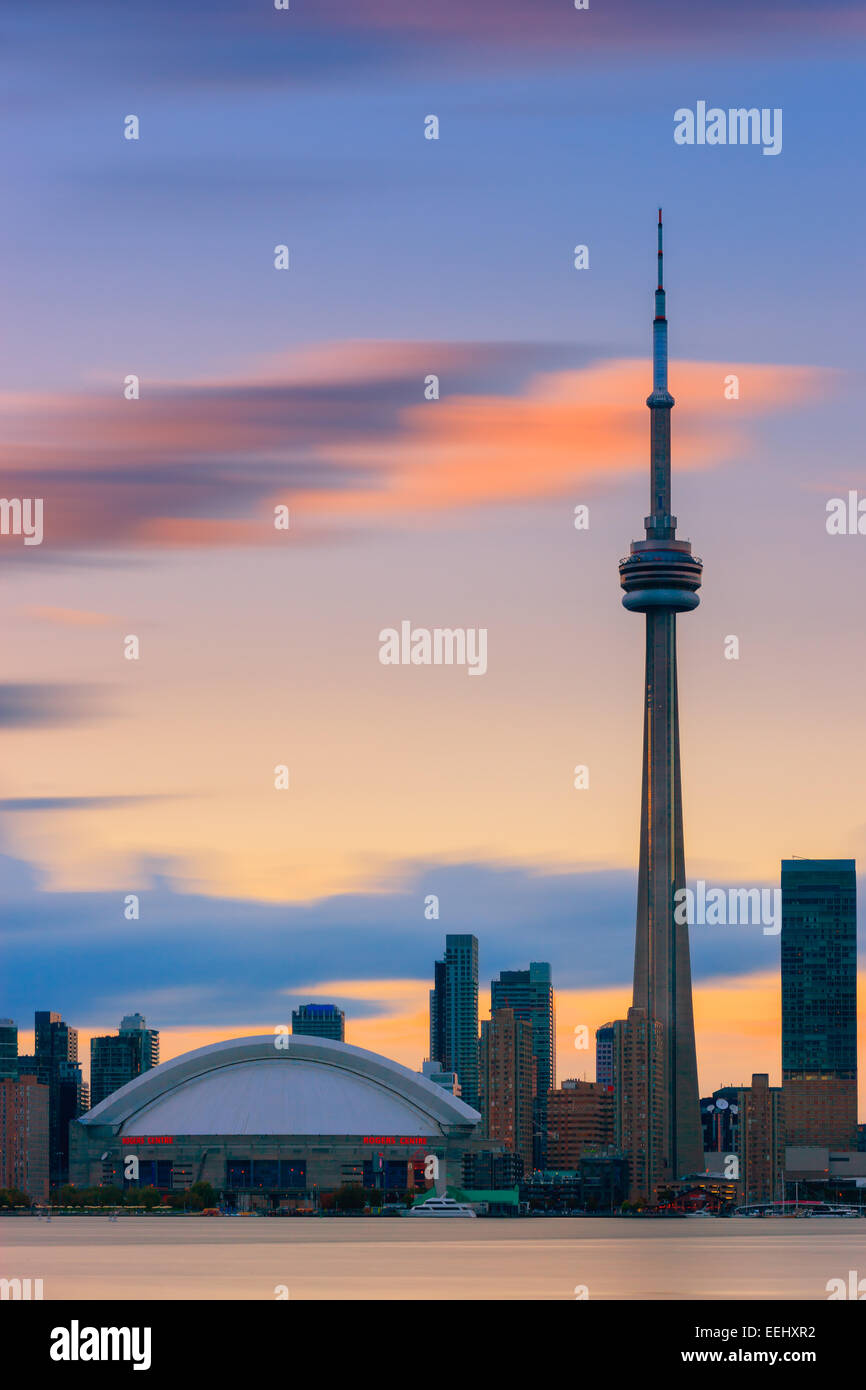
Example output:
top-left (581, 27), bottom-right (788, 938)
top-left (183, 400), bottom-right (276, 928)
top-left (0, 343), bottom-right (831, 557)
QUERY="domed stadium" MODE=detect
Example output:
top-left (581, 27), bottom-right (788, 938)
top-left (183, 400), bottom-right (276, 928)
top-left (71, 1034), bottom-right (484, 1208)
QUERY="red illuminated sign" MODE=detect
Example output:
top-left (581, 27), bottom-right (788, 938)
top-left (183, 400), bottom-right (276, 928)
top-left (122, 1136), bottom-right (174, 1145)
top-left (362, 1137), bottom-right (429, 1146)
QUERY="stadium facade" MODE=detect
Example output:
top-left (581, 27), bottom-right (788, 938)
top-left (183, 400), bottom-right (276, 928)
top-left (71, 1034), bottom-right (487, 1207)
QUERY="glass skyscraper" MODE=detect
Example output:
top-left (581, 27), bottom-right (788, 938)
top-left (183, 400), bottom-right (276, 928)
top-left (429, 934), bottom-right (479, 1111)
top-left (781, 858), bottom-right (857, 1149)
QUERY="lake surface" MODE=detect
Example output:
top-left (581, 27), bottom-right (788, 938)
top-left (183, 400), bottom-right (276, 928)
top-left (3, 1217), bottom-right (864, 1300)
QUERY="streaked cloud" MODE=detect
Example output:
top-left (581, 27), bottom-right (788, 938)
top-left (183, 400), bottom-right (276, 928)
top-left (0, 344), bottom-right (828, 560)
top-left (19, 0), bottom-right (864, 96)
top-left (0, 683), bottom-right (109, 728)
top-left (0, 796), bottom-right (167, 812)
top-left (21, 606), bottom-right (112, 627)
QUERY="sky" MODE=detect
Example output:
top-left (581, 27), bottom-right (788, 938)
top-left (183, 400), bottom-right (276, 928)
top-left (1, 1), bottom-right (864, 1107)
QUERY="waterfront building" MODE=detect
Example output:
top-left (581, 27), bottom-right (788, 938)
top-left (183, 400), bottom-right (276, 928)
top-left (479, 1007), bottom-right (534, 1173)
top-left (491, 963), bottom-right (555, 1168)
top-left (429, 935), bottom-right (480, 1110)
top-left (71, 1034), bottom-right (488, 1209)
top-left (19, 1011), bottom-right (87, 1187)
top-left (90, 1014), bottom-right (160, 1108)
top-left (612, 1007), bottom-right (665, 1202)
top-left (0, 1074), bottom-right (49, 1202)
top-left (781, 858), bottom-right (857, 1149)
top-left (546, 1080), bottom-right (614, 1171)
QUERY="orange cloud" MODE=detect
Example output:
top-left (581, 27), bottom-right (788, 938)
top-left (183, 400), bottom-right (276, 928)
top-left (0, 345), bottom-right (830, 555)
top-left (300, 359), bottom-right (824, 520)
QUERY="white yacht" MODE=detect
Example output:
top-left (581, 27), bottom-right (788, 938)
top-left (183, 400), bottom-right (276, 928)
top-left (403, 1195), bottom-right (477, 1218)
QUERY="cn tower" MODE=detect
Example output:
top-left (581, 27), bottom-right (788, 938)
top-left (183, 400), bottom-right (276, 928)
top-left (619, 211), bottom-right (704, 1182)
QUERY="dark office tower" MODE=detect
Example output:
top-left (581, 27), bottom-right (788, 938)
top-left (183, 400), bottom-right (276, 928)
top-left (595, 1023), bottom-right (615, 1090)
top-left (0, 1018), bottom-right (17, 1079)
top-left (781, 859), bottom-right (857, 1149)
top-left (429, 935), bottom-right (479, 1111)
top-left (618, 213), bottom-right (703, 1186)
top-left (479, 1008), bottom-right (534, 1173)
top-left (35, 1010), bottom-right (77, 1064)
top-left (291, 1003), bottom-right (345, 1042)
top-left (30, 1011), bottom-right (86, 1187)
top-left (491, 963), bottom-right (555, 1169)
top-left (90, 1014), bottom-right (160, 1108)
top-left (429, 958), bottom-right (447, 1066)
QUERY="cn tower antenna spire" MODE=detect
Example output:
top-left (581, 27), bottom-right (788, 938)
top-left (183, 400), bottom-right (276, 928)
top-left (653, 208), bottom-right (668, 397)
top-left (648, 208), bottom-right (673, 533)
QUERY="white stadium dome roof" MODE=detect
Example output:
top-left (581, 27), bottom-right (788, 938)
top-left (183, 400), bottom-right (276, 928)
top-left (80, 1034), bottom-right (480, 1137)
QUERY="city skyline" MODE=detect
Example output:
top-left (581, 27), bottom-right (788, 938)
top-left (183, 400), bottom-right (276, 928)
top-left (8, 864), bottom-right (862, 1114)
top-left (2, 4), bottom-right (865, 1120)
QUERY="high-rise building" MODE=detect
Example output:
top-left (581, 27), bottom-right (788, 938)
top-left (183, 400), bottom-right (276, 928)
top-left (291, 1004), bottom-right (345, 1042)
top-left (90, 1014), bottom-right (160, 1109)
top-left (0, 1019), bottom-right (17, 1080)
top-left (479, 1007), bottom-right (534, 1173)
top-left (618, 212), bottom-right (704, 1187)
top-left (738, 1074), bottom-right (785, 1206)
top-left (0, 1074), bottom-right (49, 1202)
top-left (429, 958), bottom-right (446, 1067)
top-left (595, 1023), bottom-right (615, 1090)
top-left (547, 1080), bottom-right (615, 1171)
top-left (703, 1077), bottom-right (785, 1204)
top-left (612, 1007), bottom-right (665, 1202)
top-left (781, 859), bottom-right (857, 1149)
top-left (491, 963), bottom-right (555, 1169)
top-left (20, 1011), bottom-right (87, 1188)
top-left (429, 935), bottom-right (479, 1110)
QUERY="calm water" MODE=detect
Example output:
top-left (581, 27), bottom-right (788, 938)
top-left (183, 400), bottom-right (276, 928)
top-left (2, 1217), bottom-right (864, 1300)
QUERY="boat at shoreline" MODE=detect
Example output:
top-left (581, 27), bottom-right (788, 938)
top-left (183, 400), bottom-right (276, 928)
top-left (403, 1195), bottom-right (477, 1218)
